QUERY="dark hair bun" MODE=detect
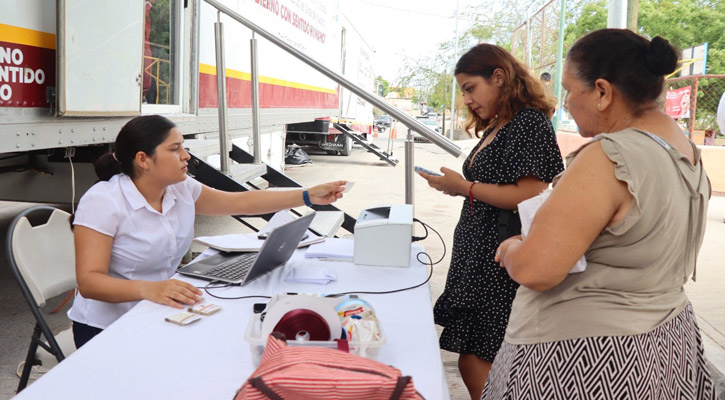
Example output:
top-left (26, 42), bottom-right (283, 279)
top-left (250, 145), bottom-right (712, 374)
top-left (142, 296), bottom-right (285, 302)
top-left (645, 36), bottom-right (678, 76)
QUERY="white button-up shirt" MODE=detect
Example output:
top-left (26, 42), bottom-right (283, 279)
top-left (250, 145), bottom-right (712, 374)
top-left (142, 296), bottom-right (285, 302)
top-left (68, 174), bottom-right (202, 329)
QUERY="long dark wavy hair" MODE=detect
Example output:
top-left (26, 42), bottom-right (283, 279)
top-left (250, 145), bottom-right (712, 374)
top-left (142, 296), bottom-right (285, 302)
top-left (455, 43), bottom-right (556, 137)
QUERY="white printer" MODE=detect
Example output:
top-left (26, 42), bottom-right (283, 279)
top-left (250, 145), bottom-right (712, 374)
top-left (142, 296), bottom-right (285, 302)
top-left (354, 204), bottom-right (413, 267)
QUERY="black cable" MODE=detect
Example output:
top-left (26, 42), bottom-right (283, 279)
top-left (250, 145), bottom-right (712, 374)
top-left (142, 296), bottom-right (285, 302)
top-left (324, 251), bottom-right (434, 297)
top-left (195, 219), bottom-right (447, 300)
top-left (199, 280), bottom-right (271, 300)
top-left (415, 219), bottom-right (447, 266)
top-left (411, 218), bottom-right (429, 242)
top-left (194, 280), bottom-right (225, 289)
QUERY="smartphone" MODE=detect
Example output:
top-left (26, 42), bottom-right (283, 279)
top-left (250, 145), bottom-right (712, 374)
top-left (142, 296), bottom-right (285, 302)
top-left (258, 232), bottom-right (309, 240)
top-left (414, 166), bottom-right (442, 176)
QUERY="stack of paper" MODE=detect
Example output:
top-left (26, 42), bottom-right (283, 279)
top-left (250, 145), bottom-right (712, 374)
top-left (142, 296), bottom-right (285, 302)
top-left (284, 267), bottom-right (337, 285)
top-left (304, 238), bottom-right (354, 259)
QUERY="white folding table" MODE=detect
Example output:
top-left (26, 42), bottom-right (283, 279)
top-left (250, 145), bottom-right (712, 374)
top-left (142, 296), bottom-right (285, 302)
top-left (14, 243), bottom-right (450, 400)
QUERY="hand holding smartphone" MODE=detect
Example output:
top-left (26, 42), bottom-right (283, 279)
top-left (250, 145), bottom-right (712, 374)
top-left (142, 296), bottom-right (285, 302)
top-left (414, 166), bottom-right (442, 176)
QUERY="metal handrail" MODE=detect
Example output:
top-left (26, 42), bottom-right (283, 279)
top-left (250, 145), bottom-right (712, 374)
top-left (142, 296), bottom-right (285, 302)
top-left (214, 13), bottom-right (230, 175)
top-left (202, 0), bottom-right (462, 158)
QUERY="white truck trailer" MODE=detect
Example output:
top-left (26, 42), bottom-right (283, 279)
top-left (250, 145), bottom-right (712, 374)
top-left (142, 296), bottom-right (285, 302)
top-left (0, 0), bottom-right (374, 204)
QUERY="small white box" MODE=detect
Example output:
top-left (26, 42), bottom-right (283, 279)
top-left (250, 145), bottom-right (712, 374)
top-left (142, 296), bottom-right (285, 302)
top-left (244, 314), bottom-right (385, 367)
top-left (354, 204), bottom-right (413, 267)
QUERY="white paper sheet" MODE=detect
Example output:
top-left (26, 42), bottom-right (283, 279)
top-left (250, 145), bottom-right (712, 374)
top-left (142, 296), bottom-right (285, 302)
top-left (518, 189), bottom-right (587, 273)
top-left (342, 181), bottom-right (355, 193)
top-left (284, 267), bottom-right (337, 284)
top-left (305, 238), bottom-right (354, 259)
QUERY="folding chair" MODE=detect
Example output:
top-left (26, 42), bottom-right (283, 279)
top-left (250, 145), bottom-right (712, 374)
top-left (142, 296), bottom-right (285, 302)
top-left (6, 205), bottom-right (77, 392)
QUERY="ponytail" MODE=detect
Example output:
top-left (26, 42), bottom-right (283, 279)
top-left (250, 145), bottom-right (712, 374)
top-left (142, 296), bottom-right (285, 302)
top-left (94, 153), bottom-right (122, 182)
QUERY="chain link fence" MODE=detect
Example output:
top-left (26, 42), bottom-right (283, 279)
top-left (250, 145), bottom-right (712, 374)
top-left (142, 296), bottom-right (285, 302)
top-left (511, 0), bottom-right (561, 79)
top-left (666, 75), bottom-right (725, 145)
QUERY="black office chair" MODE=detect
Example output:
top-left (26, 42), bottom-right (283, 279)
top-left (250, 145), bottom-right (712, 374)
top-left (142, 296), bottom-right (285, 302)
top-left (6, 206), bottom-right (77, 392)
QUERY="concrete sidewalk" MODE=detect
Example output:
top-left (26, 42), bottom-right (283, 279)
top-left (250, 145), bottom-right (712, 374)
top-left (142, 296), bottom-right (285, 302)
top-left (685, 195), bottom-right (725, 397)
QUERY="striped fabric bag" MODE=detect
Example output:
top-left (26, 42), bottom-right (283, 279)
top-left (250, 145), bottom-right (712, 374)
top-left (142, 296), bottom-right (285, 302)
top-left (235, 334), bottom-right (423, 400)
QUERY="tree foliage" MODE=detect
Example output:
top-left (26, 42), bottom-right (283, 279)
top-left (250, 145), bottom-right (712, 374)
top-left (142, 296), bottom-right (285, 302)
top-left (561, 0), bottom-right (724, 74)
top-left (395, 0), bottom-right (529, 112)
top-left (639, 0), bottom-right (725, 74)
top-left (564, 0), bottom-right (607, 46)
top-left (395, 0), bottom-right (725, 117)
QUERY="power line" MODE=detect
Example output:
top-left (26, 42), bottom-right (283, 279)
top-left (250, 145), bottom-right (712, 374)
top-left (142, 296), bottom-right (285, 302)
top-left (348, 0), bottom-right (477, 21)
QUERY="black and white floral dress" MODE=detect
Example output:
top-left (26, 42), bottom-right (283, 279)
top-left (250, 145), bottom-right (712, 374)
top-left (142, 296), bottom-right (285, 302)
top-left (433, 107), bottom-right (564, 361)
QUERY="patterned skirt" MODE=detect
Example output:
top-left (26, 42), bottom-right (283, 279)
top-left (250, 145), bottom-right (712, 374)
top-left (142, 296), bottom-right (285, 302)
top-left (482, 303), bottom-right (717, 400)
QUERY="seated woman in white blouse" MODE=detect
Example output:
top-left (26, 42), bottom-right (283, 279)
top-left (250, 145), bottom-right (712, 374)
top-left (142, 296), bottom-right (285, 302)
top-left (69, 115), bottom-right (346, 348)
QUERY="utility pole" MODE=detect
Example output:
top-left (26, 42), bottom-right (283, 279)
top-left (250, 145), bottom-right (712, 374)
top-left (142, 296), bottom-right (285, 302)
top-left (553, 0), bottom-right (566, 133)
top-left (442, 70), bottom-right (447, 137)
top-left (449, 0), bottom-right (459, 140)
top-left (607, 0), bottom-right (628, 28)
top-left (526, 4), bottom-right (533, 67)
top-left (627, 0), bottom-right (639, 31)
top-left (608, 1), bottom-right (637, 30)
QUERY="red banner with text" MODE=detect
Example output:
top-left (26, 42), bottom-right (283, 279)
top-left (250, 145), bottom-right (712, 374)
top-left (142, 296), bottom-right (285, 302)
top-left (0, 41), bottom-right (56, 108)
top-left (665, 86), bottom-right (691, 119)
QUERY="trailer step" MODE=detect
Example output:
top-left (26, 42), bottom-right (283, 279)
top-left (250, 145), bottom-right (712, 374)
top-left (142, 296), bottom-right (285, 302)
top-left (230, 163), bottom-right (267, 184)
top-left (332, 122), bottom-right (398, 166)
top-left (309, 211), bottom-right (344, 238)
top-left (185, 140), bottom-right (267, 183)
top-left (230, 144), bottom-right (356, 235)
top-left (183, 139), bottom-right (219, 159)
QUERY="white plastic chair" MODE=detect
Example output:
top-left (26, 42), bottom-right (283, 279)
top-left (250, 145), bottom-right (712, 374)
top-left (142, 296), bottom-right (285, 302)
top-left (6, 206), bottom-right (77, 392)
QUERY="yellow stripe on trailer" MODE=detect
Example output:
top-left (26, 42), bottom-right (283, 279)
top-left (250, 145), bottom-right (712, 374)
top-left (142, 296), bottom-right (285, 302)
top-left (199, 63), bottom-right (336, 95)
top-left (0, 24), bottom-right (56, 50)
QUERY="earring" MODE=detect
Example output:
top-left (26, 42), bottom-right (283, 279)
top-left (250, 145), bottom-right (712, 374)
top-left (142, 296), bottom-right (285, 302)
top-left (597, 103), bottom-right (601, 111)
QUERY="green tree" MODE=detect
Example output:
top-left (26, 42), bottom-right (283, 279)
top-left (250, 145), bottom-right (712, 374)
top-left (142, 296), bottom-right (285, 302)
top-left (559, 0), bottom-right (725, 131)
top-left (375, 77), bottom-right (389, 97)
top-left (396, 0), bottom-right (529, 116)
top-left (639, 0), bottom-right (725, 74)
top-left (397, 57), bottom-right (449, 109)
top-left (397, 0), bottom-right (725, 124)
top-left (559, 0), bottom-right (724, 74)
top-left (564, 0), bottom-right (607, 46)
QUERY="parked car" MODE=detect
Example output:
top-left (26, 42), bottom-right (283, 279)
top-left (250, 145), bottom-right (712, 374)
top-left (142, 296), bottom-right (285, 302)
top-left (375, 115), bottom-right (391, 132)
top-left (412, 116), bottom-right (441, 141)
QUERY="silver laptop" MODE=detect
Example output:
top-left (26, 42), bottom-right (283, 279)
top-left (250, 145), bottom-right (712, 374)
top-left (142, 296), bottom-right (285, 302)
top-left (178, 212), bottom-right (315, 285)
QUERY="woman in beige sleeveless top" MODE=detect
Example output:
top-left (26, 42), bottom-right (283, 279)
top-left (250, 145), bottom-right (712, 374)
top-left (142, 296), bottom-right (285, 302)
top-left (485, 29), bottom-right (716, 399)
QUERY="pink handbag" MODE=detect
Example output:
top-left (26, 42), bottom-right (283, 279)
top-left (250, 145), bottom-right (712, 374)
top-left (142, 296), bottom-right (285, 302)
top-left (235, 333), bottom-right (424, 400)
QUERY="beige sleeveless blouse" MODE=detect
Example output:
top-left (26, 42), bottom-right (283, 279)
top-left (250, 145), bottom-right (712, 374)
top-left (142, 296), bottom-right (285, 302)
top-left (505, 128), bottom-right (710, 344)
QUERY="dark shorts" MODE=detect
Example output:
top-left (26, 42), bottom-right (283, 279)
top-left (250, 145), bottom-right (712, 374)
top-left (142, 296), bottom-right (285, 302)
top-left (72, 321), bottom-right (103, 349)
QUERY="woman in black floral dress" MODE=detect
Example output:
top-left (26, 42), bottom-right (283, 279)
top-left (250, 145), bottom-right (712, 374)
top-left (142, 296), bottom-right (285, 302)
top-left (418, 44), bottom-right (564, 399)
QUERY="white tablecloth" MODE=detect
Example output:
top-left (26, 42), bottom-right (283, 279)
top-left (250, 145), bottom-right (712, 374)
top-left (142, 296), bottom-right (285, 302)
top-left (15, 243), bottom-right (449, 400)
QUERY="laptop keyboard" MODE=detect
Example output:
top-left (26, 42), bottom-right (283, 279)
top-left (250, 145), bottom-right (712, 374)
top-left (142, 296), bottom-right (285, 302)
top-left (202, 253), bottom-right (257, 281)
